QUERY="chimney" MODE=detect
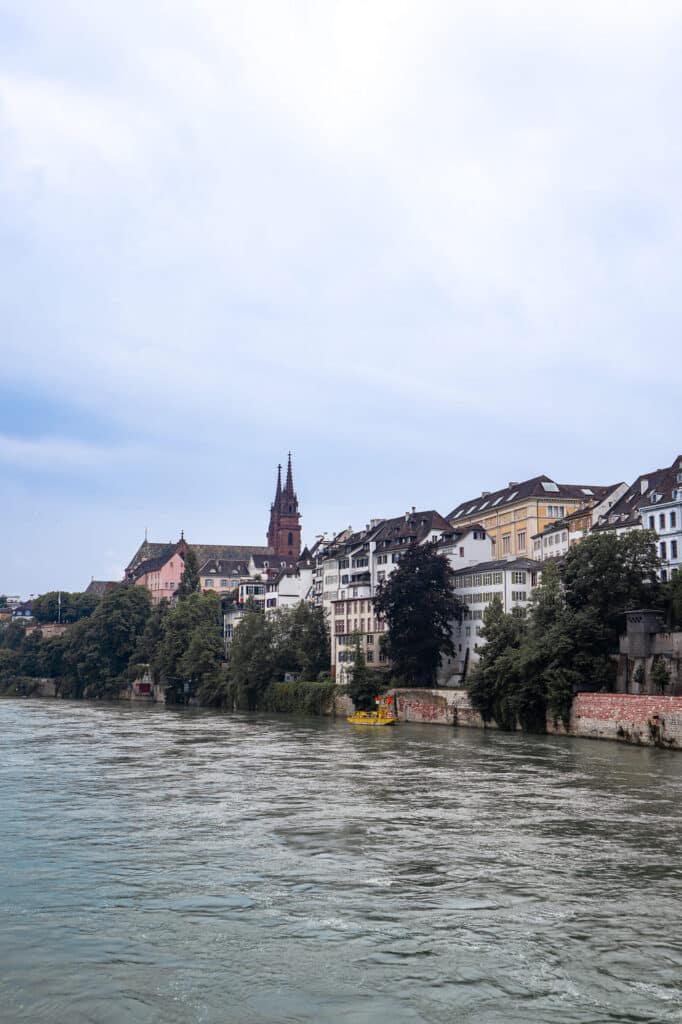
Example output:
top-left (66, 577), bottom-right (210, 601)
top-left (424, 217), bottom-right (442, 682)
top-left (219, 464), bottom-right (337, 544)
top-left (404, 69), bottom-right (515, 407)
top-left (508, 482), bottom-right (519, 488)
top-left (481, 491), bottom-right (491, 497)
top-left (411, 505), bottom-right (416, 513)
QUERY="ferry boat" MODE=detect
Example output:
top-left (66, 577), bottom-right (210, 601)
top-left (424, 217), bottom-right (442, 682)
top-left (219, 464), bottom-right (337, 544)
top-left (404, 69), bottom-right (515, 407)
top-left (347, 698), bottom-right (397, 727)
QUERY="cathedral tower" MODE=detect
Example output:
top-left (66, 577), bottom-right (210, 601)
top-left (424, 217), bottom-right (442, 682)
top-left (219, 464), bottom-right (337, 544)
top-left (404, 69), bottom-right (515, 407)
top-left (267, 453), bottom-right (302, 558)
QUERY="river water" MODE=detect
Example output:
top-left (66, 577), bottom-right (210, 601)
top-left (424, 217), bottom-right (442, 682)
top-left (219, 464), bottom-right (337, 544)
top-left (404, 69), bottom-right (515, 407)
top-left (1, 700), bottom-right (681, 1024)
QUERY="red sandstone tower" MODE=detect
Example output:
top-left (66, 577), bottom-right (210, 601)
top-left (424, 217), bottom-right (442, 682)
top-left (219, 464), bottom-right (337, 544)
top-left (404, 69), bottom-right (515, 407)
top-left (267, 453), bottom-right (302, 558)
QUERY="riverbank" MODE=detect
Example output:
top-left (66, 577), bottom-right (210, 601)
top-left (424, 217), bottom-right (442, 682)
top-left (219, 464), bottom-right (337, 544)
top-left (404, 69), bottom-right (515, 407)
top-left (388, 688), bottom-right (682, 749)
top-left (8, 676), bottom-right (682, 749)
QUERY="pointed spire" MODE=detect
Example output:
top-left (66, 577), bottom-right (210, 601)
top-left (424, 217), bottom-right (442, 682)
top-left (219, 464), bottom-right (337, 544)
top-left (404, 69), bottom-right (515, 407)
top-left (274, 463), bottom-right (283, 508)
top-left (285, 451), bottom-right (294, 496)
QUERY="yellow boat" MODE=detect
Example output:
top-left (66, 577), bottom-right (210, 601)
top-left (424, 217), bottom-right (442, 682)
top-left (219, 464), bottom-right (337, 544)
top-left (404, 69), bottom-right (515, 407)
top-left (347, 709), bottom-right (396, 727)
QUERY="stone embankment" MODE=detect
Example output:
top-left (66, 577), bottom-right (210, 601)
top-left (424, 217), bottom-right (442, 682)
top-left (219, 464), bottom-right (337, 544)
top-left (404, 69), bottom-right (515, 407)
top-left (388, 688), bottom-right (682, 749)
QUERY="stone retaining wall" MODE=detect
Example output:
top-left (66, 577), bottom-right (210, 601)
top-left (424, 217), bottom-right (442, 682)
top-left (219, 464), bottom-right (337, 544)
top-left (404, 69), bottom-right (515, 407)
top-left (388, 688), bottom-right (682, 748)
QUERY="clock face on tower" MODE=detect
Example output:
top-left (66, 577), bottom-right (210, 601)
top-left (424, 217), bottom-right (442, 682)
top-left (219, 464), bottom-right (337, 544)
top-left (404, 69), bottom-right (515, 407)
top-left (267, 454), bottom-right (301, 559)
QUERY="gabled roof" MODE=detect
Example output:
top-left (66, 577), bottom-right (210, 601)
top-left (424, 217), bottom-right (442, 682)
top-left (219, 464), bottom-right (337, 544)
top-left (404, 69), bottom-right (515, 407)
top-left (85, 580), bottom-right (119, 595)
top-left (126, 540), bottom-right (178, 574)
top-left (199, 558), bottom-right (249, 577)
top-left (448, 476), bottom-right (612, 521)
top-left (592, 456), bottom-right (682, 532)
top-left (193, 543), bottom-right (272, 565)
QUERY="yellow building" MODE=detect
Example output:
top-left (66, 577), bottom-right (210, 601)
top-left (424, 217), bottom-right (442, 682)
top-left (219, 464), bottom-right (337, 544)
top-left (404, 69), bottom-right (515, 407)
top-left (447, 476), bottom-right (622, 560)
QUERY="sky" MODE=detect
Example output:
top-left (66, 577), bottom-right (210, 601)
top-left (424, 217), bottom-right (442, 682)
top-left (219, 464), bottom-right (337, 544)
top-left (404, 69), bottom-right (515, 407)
top-left (2, 0), bottom-right (681, 596)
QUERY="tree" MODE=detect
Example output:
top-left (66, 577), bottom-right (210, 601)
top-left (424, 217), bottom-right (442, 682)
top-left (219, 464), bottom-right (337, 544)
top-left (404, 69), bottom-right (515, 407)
top-left (662, 571), bottom-right (682, 629)
top-left (270, 603), bottom-right (330, 681)
top-left (346, 631), bottom-right (386, 710)
top-left (229, 604), bottom-right (275, 709)
top-left (177, 549), bottom-right (200, 599)
top-left (468, 597), bottom-right (526, 729)
top-left (62, 585), bottom-right (152, 697)
top-left (152, 592), bottom-right (222, 700)
top-left (373, 542), bottom-right (463, 687)
top-left (651, 657), bottom-right (670, 694)
top-left (0, 595), bottom-right (7, 609)
top-left (31, 591), bottom-right (100, 624)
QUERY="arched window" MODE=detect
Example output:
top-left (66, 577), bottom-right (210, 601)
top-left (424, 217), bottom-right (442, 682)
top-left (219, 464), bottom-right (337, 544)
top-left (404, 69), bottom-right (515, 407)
top-left (288, 532), bottom-right (293, 546)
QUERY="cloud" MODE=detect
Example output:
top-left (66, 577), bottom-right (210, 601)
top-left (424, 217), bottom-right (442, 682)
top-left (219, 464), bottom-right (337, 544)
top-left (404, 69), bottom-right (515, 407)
top-left (1, 1), bottom-right (681, 591)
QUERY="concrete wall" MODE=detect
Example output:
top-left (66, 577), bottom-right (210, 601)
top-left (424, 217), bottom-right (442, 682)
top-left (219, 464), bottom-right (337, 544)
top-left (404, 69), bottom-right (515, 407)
top-left (388, 687), bottom-right (682, 749)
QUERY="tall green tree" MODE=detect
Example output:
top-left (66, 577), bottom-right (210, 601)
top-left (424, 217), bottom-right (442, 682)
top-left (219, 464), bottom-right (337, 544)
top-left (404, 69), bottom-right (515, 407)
top-left (662, 571), bottom-right (682, 629)
top-left (63, 585), bottom-right (152, 697)
top-left (228, 604), bottom-right (275, 709)
top-left (468, 597), bottom-right (527, 729)
top-left (177, 549), bottom-right (200, 599)
top-left (152, 592), bottom-right (222, 699)
top-left (31, 591), bottom-right (100, 624)
top-left (270, 603), bottom-right (330, 680)
top-left (373, 542), bottom-right (463, 686)
top-left (346, 631), bottom-right (386, 710)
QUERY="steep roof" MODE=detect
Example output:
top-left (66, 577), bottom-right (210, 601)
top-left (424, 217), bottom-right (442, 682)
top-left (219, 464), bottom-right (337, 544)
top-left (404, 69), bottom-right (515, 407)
top-left (448, 476), bottom-right (612, 522)
top-left (371, 510), bottom-right (451, 550)
top-left (192, 543), bottom-right (272, 565)
top-left (592, 457), bottom-right (682, 532)
top-left (126, 540), bottom-right (178, 574)
top-left (198, 558), bottom-right (250, 577)
top-left (85, 580), bottom-right (119, 595)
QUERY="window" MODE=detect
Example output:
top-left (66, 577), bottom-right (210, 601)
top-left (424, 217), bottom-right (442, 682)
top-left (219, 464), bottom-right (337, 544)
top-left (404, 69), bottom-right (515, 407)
top-left (205, 579), bottom-right (214, 587)
top-left (648, 516), bottom-right (655, 529)
top-left (671, 512), bottom-right (677, 529)
top-left (511, 571), bottom-right (526, 584)
top-left (660, 542), bottom-right (667, 560)
top-left (366, 651), bottom-right (374, 663)
top-left (546, 505), bottom-right (565, 518)
top-left (377, 554), bottom-right (388, 564)
top-left (659, 514), bottom-right (666, 530)
top-left (221, 579), bottom-right (229, 588)
top-left (367, 634), bottom-right (374, 644)
top-left (339, 558), bottom-right (349, 569)
top-left (512, 591), bottom-right (527, 602)
top-left (502, 534), bottom-right (511, 554)
top-left (517, 530), bottom-right (526, 551)
top-left (671, 541), bottom-right (678, 560)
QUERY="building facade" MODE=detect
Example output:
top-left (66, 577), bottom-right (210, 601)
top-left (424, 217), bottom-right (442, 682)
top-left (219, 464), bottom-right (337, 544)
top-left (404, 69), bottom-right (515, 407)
top-left (448, 476), bottom-right (622, 560)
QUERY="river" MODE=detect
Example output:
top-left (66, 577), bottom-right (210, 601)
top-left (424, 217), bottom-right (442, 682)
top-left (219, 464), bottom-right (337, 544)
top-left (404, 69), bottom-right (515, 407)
top-left (1, 699), bottom-right (681, 1023)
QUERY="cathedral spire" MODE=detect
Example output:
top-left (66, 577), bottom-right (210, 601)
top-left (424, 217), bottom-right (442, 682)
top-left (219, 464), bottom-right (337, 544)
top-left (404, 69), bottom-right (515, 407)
top-left (267, 453), bottom-right (301, 558)
top-left (274, 463), bottom-right (282, 507)
top-left (285, 451), bottom-right (295, 497)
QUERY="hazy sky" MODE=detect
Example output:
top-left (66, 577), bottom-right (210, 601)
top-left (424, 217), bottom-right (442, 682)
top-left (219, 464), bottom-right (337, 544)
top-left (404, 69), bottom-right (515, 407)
top-left (2, 1), bottom-right (681, 596)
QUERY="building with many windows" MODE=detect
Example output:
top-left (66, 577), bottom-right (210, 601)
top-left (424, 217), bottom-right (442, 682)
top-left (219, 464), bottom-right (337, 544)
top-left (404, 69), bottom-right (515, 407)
top-left (448, 476), bottom-right (622, 560)
top-left (450, 558), bottom-right (543, 679)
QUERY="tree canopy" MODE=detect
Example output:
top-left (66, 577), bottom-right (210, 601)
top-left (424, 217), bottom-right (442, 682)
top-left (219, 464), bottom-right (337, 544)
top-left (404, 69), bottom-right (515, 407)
top-left (373, 542), bottom-right (463, 686)
top-left (176, 549), bottom-right (200, 599)
top-left (468, 531), bottom-right (663, 732)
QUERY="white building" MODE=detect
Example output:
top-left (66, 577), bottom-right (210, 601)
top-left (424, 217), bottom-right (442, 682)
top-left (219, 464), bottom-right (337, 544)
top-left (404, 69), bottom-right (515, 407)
top-left (639, 455), bottom-right (682, 581)
top-left (451, 558), bottom-right (543, 679)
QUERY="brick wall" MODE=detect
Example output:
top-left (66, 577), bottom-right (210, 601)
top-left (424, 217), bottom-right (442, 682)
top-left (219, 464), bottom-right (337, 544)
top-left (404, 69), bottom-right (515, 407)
top-left (389, 688), bottom-right (682, 748)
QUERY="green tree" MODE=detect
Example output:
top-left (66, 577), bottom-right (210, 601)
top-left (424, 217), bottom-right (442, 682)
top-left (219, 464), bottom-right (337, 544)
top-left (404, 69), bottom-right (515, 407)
top-left (373, 542), bottom-right (463, 686)
top-left (31, 591), bottom-right (100, 624)
top-left (662, 571), bottom-right (682, 629)
top-left (152, 592), bottom-right (222, 700)
top-left (177, 549), bottom-right (200, 599)
top-left (651, 657), bottom-right (670, 693)
top-left (63, 585), bottom-right (152, 697)
top-left (0, 595), bottom-right (8, 609)
top-left (468, 597), bottom-right (526, 729)
top-left (346, 631), bottom-right (386, 710)
top-left (270, 603), bottom-right (330, 680)
top-left (228, 604), bottom-right (275, 709)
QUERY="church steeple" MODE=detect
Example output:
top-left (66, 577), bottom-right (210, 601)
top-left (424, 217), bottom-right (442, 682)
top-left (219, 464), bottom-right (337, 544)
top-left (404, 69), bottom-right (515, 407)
top-left (284, 452), bottom-right (294, 497)
top-left (267, 453), bottom-right (302, 558)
